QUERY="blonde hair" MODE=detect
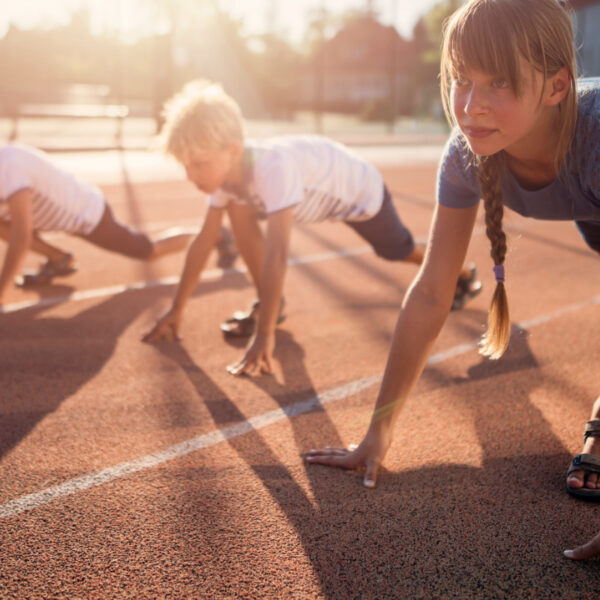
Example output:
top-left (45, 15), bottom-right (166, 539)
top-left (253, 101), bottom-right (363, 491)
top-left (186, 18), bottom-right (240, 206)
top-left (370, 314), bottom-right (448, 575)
top-left (159, 80), bottom-right (244, 163)
top-left (440, 0), bottom-right (578, 359)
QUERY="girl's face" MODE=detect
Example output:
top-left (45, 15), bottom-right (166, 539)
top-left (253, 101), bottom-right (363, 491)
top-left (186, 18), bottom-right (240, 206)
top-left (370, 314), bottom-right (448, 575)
top-left (183, 143), bottom-right (241, 194)
top-left (450, 57), bottom-right (548, 159)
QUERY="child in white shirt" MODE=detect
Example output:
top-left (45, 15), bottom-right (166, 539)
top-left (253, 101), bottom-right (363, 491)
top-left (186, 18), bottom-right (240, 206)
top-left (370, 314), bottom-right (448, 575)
top-left (143, 81), bottom-right (482, 375)
top-left (0, 143), bottom-right (236, 305)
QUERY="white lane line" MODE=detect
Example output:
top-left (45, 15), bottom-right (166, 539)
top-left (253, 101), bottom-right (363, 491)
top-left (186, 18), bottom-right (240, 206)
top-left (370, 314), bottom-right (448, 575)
top-left (0, 246), bottom-right (373, 315)
top-left (0, 376), bottom-right (381, 519)
top-left (518, 296), bottom-right (600, 328)
top-left (3, 217), bottom-right (488, 316)
top-left (1, 277), bottom-right (180, 315)
top-left (1, 292), bottom-right (599, 518)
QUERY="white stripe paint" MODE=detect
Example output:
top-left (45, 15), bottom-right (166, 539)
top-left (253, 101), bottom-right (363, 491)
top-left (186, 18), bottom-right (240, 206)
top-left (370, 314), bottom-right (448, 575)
top-left (0, 246), bottom-right (375, 315)
top-left (0, 375), bottom-right (381, 519)
top-left (2, 212), bottom-right (490, 316)
top-left (1, 293), bottom-right (598, 518)
top-left (2, 224), bottom-right (444, 315)
top-left (518, 296), bottom-right (600, 328)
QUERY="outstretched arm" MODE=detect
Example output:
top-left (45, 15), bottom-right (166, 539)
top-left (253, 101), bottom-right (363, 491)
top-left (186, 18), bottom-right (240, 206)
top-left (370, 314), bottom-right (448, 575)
top-left (143, 206), bottom-right (224, 342)
top-left (0, 189), bottom-right (33, 305)
top-left (307, 203), bottom-right (480, 486)
top-left (227, 206), bottom-right (294, 376)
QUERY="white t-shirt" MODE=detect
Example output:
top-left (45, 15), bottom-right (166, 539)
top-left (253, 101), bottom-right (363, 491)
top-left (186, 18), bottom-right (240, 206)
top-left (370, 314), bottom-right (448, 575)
top-left (209, 135), bottom-right (384, 223)
top-left (0, 144), bottom-right (105, 234)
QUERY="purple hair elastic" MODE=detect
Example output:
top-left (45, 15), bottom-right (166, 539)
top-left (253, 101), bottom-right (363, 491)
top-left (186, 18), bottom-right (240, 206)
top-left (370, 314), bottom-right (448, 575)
top-left (493, 264), bottom-right (505, 283)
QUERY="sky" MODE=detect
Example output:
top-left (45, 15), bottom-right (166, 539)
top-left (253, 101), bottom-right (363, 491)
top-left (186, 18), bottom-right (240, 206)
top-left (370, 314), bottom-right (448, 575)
top-left (0, 0), bottom-right (442, 41)
top-left (218, 0), bottom-right (442, 40)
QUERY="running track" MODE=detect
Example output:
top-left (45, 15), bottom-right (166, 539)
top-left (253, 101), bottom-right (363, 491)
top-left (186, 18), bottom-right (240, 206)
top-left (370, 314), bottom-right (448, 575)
top-left (1, 146), bottom-right (599, 599)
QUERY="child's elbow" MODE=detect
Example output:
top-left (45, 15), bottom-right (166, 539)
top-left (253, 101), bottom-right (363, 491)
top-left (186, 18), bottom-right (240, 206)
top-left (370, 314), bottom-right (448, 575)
top-left (408, 279), bottom-right (453, 317)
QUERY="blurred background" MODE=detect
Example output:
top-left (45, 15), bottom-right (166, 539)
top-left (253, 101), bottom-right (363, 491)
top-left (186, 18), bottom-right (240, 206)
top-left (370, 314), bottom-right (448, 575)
top-left (0, 0), bottom-right (598, 151)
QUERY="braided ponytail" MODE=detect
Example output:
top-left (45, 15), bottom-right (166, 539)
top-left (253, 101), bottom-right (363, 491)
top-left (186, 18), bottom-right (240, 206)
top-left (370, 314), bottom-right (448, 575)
top-left (478, 155), bottom-right (510, 359)
top-left (438, 0), bottom-right (579, 357)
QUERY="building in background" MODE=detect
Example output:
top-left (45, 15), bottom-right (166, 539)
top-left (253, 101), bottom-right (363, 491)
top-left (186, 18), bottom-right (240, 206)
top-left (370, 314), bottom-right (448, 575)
top-left (297, 14), bottom-right (417, 118)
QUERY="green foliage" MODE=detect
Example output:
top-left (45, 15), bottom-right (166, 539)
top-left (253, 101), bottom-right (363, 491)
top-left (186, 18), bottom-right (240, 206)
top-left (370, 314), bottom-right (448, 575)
top-left (418, 0), bottom-right (462, 62)
top-left (0, 2), bottom-right (456, 120)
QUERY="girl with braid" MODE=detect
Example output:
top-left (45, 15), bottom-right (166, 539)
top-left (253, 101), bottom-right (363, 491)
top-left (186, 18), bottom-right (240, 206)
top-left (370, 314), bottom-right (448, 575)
top-left (307, 0), bottom-right (600, 559)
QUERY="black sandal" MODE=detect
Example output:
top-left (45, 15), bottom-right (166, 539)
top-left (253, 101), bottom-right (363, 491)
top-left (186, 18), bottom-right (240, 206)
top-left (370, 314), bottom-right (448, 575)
top-left (215, 226), bottom-right (238, 269)
top-left (566, 419), bottom-right (600, 502)
top-left (19, 254), bottom-right (77, 287)
top-left (451, 265), bottom-right (482, 311)
top-left (220, 298), bottom-right (286, 337)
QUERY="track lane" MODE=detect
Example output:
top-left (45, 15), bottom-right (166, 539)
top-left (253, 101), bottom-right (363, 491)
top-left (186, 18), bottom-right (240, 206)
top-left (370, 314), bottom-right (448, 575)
top-left (1, 154), bottom-right (599, 598)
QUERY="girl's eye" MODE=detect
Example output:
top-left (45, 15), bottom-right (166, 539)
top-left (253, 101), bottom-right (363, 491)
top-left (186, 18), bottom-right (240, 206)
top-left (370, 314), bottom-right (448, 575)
top-left (492, 77), bottom-right (509, 89)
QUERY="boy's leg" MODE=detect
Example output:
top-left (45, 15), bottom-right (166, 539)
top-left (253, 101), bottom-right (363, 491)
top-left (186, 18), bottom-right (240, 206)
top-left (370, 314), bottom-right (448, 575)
top-left (345, 186), bottom-right (480, 304)
top-left (148, 227), bottom-right (197, 260)
top-left (215, 225), bottom-right (239, 269)
top-left (345, 186), bottom-right (418, 263)
top-left (0, 219), bottom-right (70, 262)
top-left (1, 219), bottom-right (77, 286)
top-left (80, 203), bottom-right (195, 260)
top-left (345, 186), bottom-right (471, 275)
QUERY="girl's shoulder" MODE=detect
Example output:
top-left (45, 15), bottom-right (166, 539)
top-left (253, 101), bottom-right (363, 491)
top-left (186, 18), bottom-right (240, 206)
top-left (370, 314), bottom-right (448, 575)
top-left (438, 129), bottom-right (479, 190)
top-left (436, 128), bottom-right (481, 208)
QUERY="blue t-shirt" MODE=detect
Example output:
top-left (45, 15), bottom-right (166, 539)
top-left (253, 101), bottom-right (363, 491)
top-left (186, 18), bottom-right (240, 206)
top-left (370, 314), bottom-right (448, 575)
top-left (437, 79), bottom-right (600, 222)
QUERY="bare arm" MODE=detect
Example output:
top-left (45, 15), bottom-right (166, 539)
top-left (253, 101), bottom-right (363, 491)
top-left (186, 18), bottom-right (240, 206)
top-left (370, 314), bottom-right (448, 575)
top-left (228, 206), bottom-right (294, 375)
top-left (0, 189), bottom-right (33, 304)
top-left (367, 203), bottom-right (480, 433)
top-left (143, 206), bottom-right (224, 341)
top-left (307, 203), bottom-right (480, 485)
top-left (256, 207), bottom-right (293, 334)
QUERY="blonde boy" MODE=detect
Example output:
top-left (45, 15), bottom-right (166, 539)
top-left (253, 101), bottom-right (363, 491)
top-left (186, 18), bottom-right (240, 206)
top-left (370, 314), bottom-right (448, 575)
top-left (144, 80), bottom-right (482, 375)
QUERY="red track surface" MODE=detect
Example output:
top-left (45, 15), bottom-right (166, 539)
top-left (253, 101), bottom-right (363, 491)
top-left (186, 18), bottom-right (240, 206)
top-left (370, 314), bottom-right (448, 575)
top-left (1, 151), bottom-right (599, 599)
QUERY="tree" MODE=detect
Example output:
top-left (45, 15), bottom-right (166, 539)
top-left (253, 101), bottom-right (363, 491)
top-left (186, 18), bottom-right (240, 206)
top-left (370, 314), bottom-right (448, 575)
top-left (247, 34), bottom-right (303, 117)
top-left (410, 0), bottom-right (461, 117)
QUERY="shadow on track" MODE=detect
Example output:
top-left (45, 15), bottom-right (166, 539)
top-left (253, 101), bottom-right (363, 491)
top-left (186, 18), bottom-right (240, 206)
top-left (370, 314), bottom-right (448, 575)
top-left (149, 324), bottom-right (598, 599)
top-left (0, 274), bottom-right (248, 461)
top-left (0, 289), bottom-right (163, 460)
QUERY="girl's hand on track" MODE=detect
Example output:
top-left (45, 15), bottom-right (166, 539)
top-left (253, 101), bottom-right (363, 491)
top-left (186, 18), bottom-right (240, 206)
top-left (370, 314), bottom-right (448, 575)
top-left (306, 427), bottom-right (392, 488)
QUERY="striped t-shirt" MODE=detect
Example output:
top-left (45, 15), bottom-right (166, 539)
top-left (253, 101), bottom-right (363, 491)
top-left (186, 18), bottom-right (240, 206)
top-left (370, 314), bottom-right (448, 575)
top-left (209, 135), bottom-right (384, 223)
top-left (0, 144), bottom-right (105, 234)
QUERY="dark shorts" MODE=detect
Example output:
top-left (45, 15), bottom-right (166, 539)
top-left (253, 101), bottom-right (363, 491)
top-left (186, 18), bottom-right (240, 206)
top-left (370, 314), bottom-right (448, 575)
top-left (344, 185), bottom-right (415, 260)
top-left (80, 204), bottom-right (153, 260)
top-left (575, 220), bottom-right (600, 254)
